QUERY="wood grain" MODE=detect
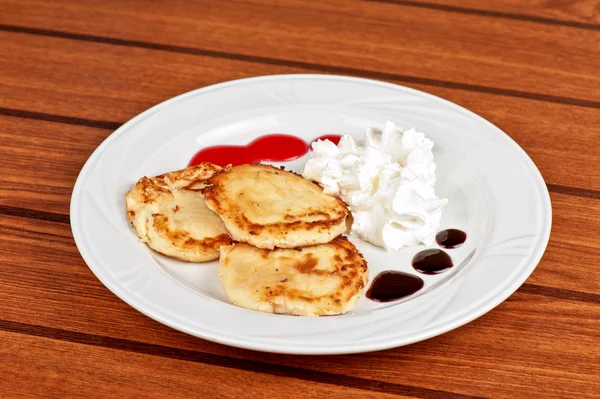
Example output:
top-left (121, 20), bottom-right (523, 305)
top-left (383, 0), bottom-right (600, 26)
top-left (1, 0), bottom-right (599, 103)
top-left (0, 215), bottom-right (598, 397)
top-left (1, 206), bottom-right (600, 396)
top-left (2, 0), bottom-right (599, 397)
top-left (0, 116), bottom-right (110, 215)
top-left (1, 33), bottom-right (599, 194)
top-left (0, 331), bottom-right (411, 399)
top-left (6, 185), bottom-right (597, 298)
top-left (1, 113), bottom-right (599, 296)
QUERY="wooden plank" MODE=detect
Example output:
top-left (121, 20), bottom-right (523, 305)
top-left (0, 0), bottom-right (599, 104)
top-left (1, 295), bottom-right (597, 398)
top-left (525, 194), bottom-right (600, 295)
top-left (2, 185), bottom-right (598, 297)
top-left (1, 33), bottom-right (599, 193)
top-left (0, 117), bottom-right (109, 215)
top-left (0, 106), bottom-right (592, 207)
top-left (0, 331), bottom-right (407, 399)
top-left (0, 30), bottom-right (302, 120)
top-left (1, 210), bottom-right (600, 397)
top-left (394, 0), bottom-right (600, 26)
top-left (2, 285), bottom-right (599, 398)
top-left (1, 1), bottom-right (597, 397)
top-left (0, 219), bottom-right (598, 398)
top-left (1, 114), bottom-right (600, 252)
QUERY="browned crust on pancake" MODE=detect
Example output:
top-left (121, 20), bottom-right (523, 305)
top-left (126, 163), bottom-right (232, 262)
top-left (221, 236), bottom-right (368, 314)
top-left (260, 236), bottom-right (368, 307)
top-left (204, 164), bottom-right (349, 248)
top-left (149, 213), bottom-right (233, 261)
top-left (155, 162), bottom-right (222, 183)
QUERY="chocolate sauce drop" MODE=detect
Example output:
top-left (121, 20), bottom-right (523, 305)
top-left (412, 249), bottom-right (453, 274)
top-left (366, 271), bottom-right (424, 302)
top-left (436, 229), bottom-right (467, 249)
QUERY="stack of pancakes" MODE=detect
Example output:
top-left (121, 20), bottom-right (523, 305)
top-left (126, 163), bottom-right (368, 316)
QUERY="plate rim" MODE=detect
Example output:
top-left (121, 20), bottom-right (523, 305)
top-left (70, 74), bottom-right (552, 354)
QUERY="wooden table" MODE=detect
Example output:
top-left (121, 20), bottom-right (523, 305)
top-left (1, 1), bottom-right (599, 397)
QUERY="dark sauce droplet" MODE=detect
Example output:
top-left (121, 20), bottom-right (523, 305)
top-left (436, 229), bottom-right (467, 249)
top-left (366, 271), bottom-right (424, 302)
top-left (412, 249), bottom-right (453, 275)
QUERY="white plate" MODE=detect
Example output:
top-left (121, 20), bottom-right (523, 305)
top-left (71, 75), bottom-right (551, 354)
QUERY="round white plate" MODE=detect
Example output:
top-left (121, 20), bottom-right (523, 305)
top-left (71, 74), bottom-right (551, 354)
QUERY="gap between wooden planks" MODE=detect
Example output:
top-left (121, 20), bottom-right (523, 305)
top-left (0, 240), bottom-right (598, 399)
top-left (363, 0), bottom-right (600, 28)
top-left (0, 0), bottom-right (599, 104)
top-left (0, 330), bottom-right (415, 399)
top-left (0, 33), bottom-right (599, 192)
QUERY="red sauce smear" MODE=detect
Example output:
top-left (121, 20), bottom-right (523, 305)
top-left (189, 134), bottom-right (308, 167)
top-left (189, 134), bottom-right (342, 167)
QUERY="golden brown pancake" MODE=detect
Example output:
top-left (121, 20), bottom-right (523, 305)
top-left (125, 163), bottom-right (232, 262)
top-left (219, 236), bottom-right (368, 316)
top-left (204, 164), bottom-right (349, 249)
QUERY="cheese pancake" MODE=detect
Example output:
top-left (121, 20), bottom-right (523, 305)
top-left (125, 163), bottom-right (232, 262)
top-left (204, 164), bottom-right (349, 249)
top-left (219, 237), bottom-right (368, 316)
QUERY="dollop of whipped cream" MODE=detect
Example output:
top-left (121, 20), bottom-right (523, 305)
top-left (302, 121), bottom-right (448, 251)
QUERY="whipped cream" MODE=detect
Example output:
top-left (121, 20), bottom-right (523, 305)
top-left (302, 121), bottom-right (447, 251)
